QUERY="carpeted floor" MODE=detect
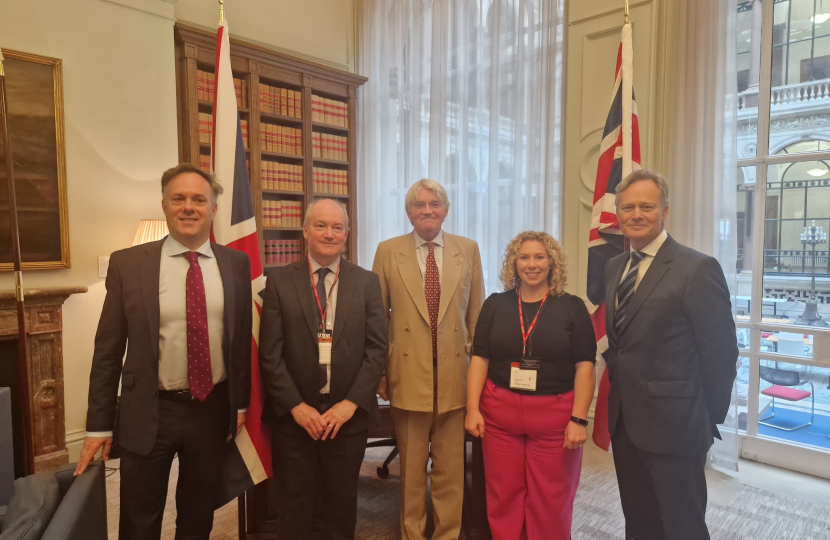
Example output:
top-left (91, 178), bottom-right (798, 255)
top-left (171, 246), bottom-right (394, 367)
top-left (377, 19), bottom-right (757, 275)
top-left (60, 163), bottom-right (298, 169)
top-left (105, 445), bottom-right (830, 539)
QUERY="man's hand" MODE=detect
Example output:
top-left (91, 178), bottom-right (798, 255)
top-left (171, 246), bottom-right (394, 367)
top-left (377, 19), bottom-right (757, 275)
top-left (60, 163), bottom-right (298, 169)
top-left (563, 422), bottom-right (587, 450)
top-left (321, 399), bottom-right (358, 440)
top-left (74, 436), bottom-right (112, 476)
top-left (228, 411), bottom-right (247, 441)
top-left (291, 403), bottom-right (327, 440)
top-left (377, 375), bottom-right (388, 401)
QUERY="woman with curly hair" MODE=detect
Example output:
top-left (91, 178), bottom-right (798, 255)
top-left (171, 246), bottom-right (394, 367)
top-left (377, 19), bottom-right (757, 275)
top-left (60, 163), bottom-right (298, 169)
top-left (465, 231), bottom-right (596, 540)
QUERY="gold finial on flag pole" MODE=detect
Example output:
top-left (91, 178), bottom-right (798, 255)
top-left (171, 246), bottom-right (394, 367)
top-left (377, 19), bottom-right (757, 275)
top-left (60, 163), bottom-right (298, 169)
top-left (218, 0), bottom-right (225, 24)
top-left (624, 0), bottom-right (630, 23)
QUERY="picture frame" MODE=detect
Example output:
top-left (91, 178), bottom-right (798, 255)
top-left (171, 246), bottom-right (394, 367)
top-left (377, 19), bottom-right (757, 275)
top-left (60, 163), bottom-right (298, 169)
top-left (0, 49), bottom-right (69, 270)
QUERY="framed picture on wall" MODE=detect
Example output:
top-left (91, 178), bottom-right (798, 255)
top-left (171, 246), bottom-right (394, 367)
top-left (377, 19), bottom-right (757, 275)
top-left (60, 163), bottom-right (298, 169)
top-left (0, 49), bottom-right (69, 270)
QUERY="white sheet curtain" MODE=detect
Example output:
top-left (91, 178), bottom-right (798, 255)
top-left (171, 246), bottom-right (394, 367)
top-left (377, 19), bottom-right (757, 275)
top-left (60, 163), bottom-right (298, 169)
top-left (666, 0), bottom-right (740, 471)
top-left (356, 0), bottom-right (565, 294)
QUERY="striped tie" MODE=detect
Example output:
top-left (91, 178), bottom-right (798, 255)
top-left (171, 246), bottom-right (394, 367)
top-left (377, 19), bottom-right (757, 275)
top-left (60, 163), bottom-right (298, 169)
top-left (613, 251), bottom-right (645, 334)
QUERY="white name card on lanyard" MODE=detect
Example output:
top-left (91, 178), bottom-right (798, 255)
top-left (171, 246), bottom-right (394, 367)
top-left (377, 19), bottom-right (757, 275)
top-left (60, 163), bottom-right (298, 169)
top-left (510, 289), bottom-right (549, 392)
top-left (309, 259), bottom-right (341, 365)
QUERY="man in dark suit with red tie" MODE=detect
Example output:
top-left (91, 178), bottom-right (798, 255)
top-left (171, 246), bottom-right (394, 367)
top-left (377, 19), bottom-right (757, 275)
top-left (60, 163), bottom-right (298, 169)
top-left (259, 198), bottom-right (387, 540)
top-left (604, 170), bottom-right (738, 540)
top-left (75, 163), bottom-right (253, 540)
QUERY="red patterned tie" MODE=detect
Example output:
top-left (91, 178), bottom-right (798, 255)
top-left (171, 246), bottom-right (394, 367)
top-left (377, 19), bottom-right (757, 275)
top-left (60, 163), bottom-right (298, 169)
top-left (185, 252), bottom-right (214, 401)
top-left (425, 242), bottom-right (440, 362)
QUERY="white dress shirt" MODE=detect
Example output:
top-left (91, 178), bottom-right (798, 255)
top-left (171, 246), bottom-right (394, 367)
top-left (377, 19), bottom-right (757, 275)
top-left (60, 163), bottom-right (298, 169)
top-left (158, 236), bottom-right (226, 389)
top-left (617, 229), bottom-right (669, 306)
top-left (309, 255), bottom-right (341, 394)
top-left (414, 230), bottom-right (444, 285)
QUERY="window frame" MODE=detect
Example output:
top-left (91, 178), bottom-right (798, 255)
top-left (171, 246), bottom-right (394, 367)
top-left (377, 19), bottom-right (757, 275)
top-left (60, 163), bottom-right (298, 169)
top-left (736, 0), bottom-right (830, 446)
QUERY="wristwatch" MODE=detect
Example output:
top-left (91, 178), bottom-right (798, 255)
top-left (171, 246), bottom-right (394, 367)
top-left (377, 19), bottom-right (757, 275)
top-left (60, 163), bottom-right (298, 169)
top-left (570, 416), bottom-right (589, 426)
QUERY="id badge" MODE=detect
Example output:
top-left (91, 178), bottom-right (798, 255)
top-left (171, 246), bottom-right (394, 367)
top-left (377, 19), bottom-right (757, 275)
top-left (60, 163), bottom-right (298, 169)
top-left (509, 357), bottom-right (540, 391)
top-left (318, 329), bottom-right (332, 365)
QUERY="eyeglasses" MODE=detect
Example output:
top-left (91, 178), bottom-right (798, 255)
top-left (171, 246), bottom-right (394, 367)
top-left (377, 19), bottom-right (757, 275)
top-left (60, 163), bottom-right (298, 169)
top-left (411, 201), bottom-right (444, 212)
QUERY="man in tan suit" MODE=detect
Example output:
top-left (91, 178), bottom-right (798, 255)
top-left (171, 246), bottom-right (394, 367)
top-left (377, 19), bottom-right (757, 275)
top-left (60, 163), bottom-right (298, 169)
top-left (373, 179), bottom-right (485, 540)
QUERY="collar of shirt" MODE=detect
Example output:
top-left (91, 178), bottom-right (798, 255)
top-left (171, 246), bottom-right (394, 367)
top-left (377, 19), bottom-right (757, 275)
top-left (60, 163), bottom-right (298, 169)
top-left (636, 229), bottom-right (668, 260)
top-left (308, 254), bottom-right (341, 275)
top-left (414, 230), bottom-right (444, 249)
top-left (163, 235), bottom-right (215, 259)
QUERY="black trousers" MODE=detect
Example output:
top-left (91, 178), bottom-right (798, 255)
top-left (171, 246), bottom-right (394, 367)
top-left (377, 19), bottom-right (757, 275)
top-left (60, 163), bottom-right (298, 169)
top-left (272, 398), bottom-right (368, 540)
top-left (611, 413), bottom-right (710, 540)
top-left (118, 383), bottom-right (229, 540)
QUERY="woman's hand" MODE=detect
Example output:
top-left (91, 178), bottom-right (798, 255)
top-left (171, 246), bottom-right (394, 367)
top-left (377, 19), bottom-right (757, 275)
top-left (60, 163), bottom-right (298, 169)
top-left (563, 421), bottom-right (587, 449)
top-left (465, 408), bottom-right (486, 438)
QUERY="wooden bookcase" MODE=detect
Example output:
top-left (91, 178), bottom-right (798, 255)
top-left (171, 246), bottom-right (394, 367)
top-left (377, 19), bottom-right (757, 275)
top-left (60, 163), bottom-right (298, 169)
top-left (174, 23), bottom-right (366, 273)
top-left (174, 23), bottom-right (366, 539)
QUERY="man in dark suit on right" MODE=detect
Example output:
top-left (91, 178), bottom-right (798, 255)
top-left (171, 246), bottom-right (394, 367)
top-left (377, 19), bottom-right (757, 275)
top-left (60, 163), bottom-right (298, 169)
top-left (604, 170), bottom-right (738, 540)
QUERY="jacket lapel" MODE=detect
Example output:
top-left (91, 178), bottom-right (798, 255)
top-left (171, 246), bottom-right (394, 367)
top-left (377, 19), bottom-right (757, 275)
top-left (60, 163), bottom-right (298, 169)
top-left (438, 234), bottom-right (463, 325)
top-left (332, 259), bottom-right (354, 347)
top-left (292, 260), bottom-right (320, 344)
top-left (214, 245), bottom-right (235, 365)
top-left (140, 239), bottom-right (163, 360)
top-left (616, 236), bottom-right (676, 335)
top-left (395, 233), bottom-right (430, 325)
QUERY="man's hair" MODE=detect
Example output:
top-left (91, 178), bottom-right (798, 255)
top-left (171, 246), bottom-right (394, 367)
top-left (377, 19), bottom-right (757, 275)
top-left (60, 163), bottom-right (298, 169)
top-left (615, 169), bottom-right (669, 210)
top-left (161, 163), bottom-right (224, 204)
top-left (303, 198), bottom-right (350, 231)
top-left (404, 178), bottom-right (451, 211)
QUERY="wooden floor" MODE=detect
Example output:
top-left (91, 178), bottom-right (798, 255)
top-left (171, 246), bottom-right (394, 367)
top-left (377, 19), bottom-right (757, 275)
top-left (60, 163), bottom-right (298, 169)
top-left (104, 459), bottom-right (241, 540)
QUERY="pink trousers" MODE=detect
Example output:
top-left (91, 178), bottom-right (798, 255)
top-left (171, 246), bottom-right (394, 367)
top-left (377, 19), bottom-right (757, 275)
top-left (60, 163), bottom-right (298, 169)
top-left (479, 379), bottom-right (582, 540)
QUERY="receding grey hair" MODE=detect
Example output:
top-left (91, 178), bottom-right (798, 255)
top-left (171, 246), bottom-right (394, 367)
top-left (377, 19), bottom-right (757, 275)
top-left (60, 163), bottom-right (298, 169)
top-left (303, 198), bottom-right (350, 231)
top-left (615, 169), bottom-right (669, 210)
top-left (404, 178), bottom-right (451, 211)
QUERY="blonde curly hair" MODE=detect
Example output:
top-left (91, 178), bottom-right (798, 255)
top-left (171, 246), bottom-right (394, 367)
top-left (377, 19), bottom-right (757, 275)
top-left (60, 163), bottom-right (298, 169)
top-left (499, 231), bottom-right (567, 296)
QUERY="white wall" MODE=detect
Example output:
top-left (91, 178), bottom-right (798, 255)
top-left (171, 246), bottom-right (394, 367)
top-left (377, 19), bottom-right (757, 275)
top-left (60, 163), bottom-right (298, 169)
top-left (0, 0), bottom-right (179, 458)
top-left (174, 0), bottom-right (356, 71)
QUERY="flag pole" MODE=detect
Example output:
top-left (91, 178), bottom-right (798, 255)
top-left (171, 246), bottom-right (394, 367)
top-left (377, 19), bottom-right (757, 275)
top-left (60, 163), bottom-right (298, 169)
top-left (218, 0), bottom-right (225, 24)
top-left (0, 51), bottom-right (36, 476)
top-left (624, 0), bottom-right (630, 23)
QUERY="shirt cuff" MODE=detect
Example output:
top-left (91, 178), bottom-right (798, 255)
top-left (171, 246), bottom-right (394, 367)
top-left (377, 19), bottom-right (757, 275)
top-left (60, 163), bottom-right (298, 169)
top-left (86, 431), bottom-right (113, 438)
top-left (237, 408), bottom-right (247, 413)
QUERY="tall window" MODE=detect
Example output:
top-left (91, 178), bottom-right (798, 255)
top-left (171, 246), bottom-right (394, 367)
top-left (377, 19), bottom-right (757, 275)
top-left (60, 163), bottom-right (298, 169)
top-left (357, 0), bottom-right (564, 293)
top-left (734, 0), bottom-right (830, 454)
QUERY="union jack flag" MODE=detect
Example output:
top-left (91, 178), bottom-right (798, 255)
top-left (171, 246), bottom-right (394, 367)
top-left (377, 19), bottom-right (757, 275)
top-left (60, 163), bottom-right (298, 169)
top-left (587, 20), bottom-right (640, 451)
top-left (211, 17), bottom-right (271, 502)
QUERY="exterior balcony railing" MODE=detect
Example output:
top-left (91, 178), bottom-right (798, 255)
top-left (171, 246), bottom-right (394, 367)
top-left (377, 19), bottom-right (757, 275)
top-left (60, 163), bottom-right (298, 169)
top-left (738, 79), bottom-right (830, 111)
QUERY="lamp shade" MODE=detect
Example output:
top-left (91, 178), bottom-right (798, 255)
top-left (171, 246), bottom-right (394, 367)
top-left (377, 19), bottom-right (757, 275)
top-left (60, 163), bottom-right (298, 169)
top-left (132, 220), bottom-right (169, 246)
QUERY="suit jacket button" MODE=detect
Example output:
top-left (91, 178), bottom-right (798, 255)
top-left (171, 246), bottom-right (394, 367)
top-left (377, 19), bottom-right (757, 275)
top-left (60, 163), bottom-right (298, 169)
top-left (403, 352), bottom-right (408, 356)
top-left (618, 349), bottom-right (623, 355)
top-left (455, 352), bottom-right (460, 357)
top-left (152, 390), bottom-right (157, 396)
top-left (454, 326), bottom-right (458, 331)
top-left (405, 327), bottom-right (409, 332)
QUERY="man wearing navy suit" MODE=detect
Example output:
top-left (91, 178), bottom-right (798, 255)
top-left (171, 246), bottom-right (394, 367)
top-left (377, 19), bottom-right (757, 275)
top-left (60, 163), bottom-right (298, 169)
top-left (604, 170), bottom-right (738, 540)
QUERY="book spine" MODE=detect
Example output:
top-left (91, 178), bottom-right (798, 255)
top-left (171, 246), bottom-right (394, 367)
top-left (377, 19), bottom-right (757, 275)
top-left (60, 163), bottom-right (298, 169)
top-left (294, 90), bottom-right (302, 119)
top-left (280, 88), bottom-right (289, 116)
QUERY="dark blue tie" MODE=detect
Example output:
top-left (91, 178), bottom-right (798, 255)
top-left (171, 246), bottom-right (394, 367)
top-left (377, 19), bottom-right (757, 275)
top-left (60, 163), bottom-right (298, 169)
top-left (614, 251), bottom-right (645, 334)
top-left (316, 268), bottom-right (330, 391)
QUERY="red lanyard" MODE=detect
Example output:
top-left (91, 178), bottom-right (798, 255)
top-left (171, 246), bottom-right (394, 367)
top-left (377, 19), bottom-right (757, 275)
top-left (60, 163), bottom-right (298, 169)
top-left (308, 257), bottom-right (341, 329)
top-left (517, 289), bottom-right (549, 356)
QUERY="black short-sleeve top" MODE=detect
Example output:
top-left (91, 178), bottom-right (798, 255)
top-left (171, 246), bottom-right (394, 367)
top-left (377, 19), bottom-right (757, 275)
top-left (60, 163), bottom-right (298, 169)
top-left (472, 289), bottom-right (597, 395)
